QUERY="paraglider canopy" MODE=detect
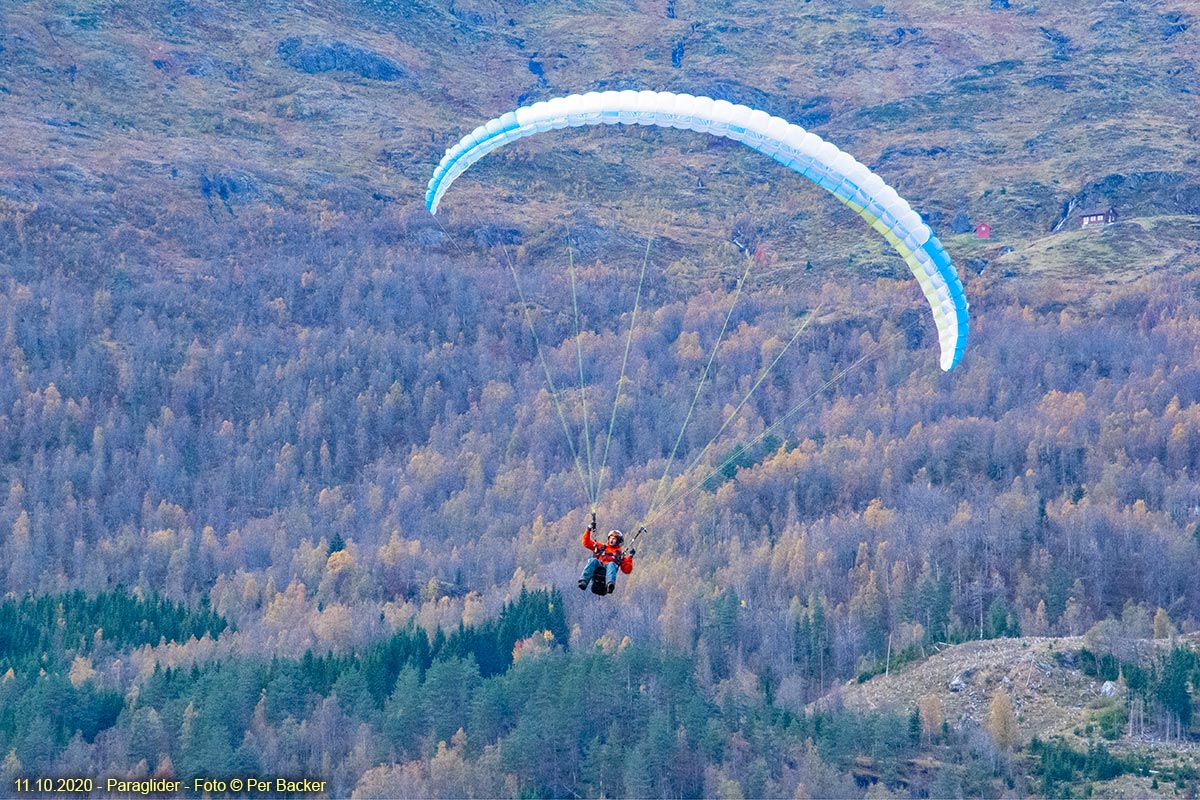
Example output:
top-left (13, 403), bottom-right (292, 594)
top-left (426, 89), bottom-right (969, 371)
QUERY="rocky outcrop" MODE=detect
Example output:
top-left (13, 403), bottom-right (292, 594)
top-left (448, 0), bottom-right (503, 26)
top-left (276, 38), bottom-right (407, 82)
top-left (199, 168), bottom-right (275, 216)
top-left (1039, 27), bottom-right (1074, 61)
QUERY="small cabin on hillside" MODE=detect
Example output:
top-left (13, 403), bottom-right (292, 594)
top-left (974, 223), bottom-right (991, 239)
top-left (1081, 206), bottom-right (1118, 228)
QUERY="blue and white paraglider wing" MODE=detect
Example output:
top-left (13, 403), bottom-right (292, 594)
top-left (427, 90), bottom-right (968, 371)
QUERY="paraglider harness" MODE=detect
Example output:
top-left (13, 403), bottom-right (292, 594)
top-left (585, 512), bottom-right (644, 596)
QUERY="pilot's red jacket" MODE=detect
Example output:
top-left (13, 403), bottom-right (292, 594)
top-left (582, 529), bottom-right (633, 574)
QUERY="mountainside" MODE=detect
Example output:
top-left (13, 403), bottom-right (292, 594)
top-left (2, 0), bottom-right (1200, 796)
top-left (3, 0), bottom-right (1198, 255)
